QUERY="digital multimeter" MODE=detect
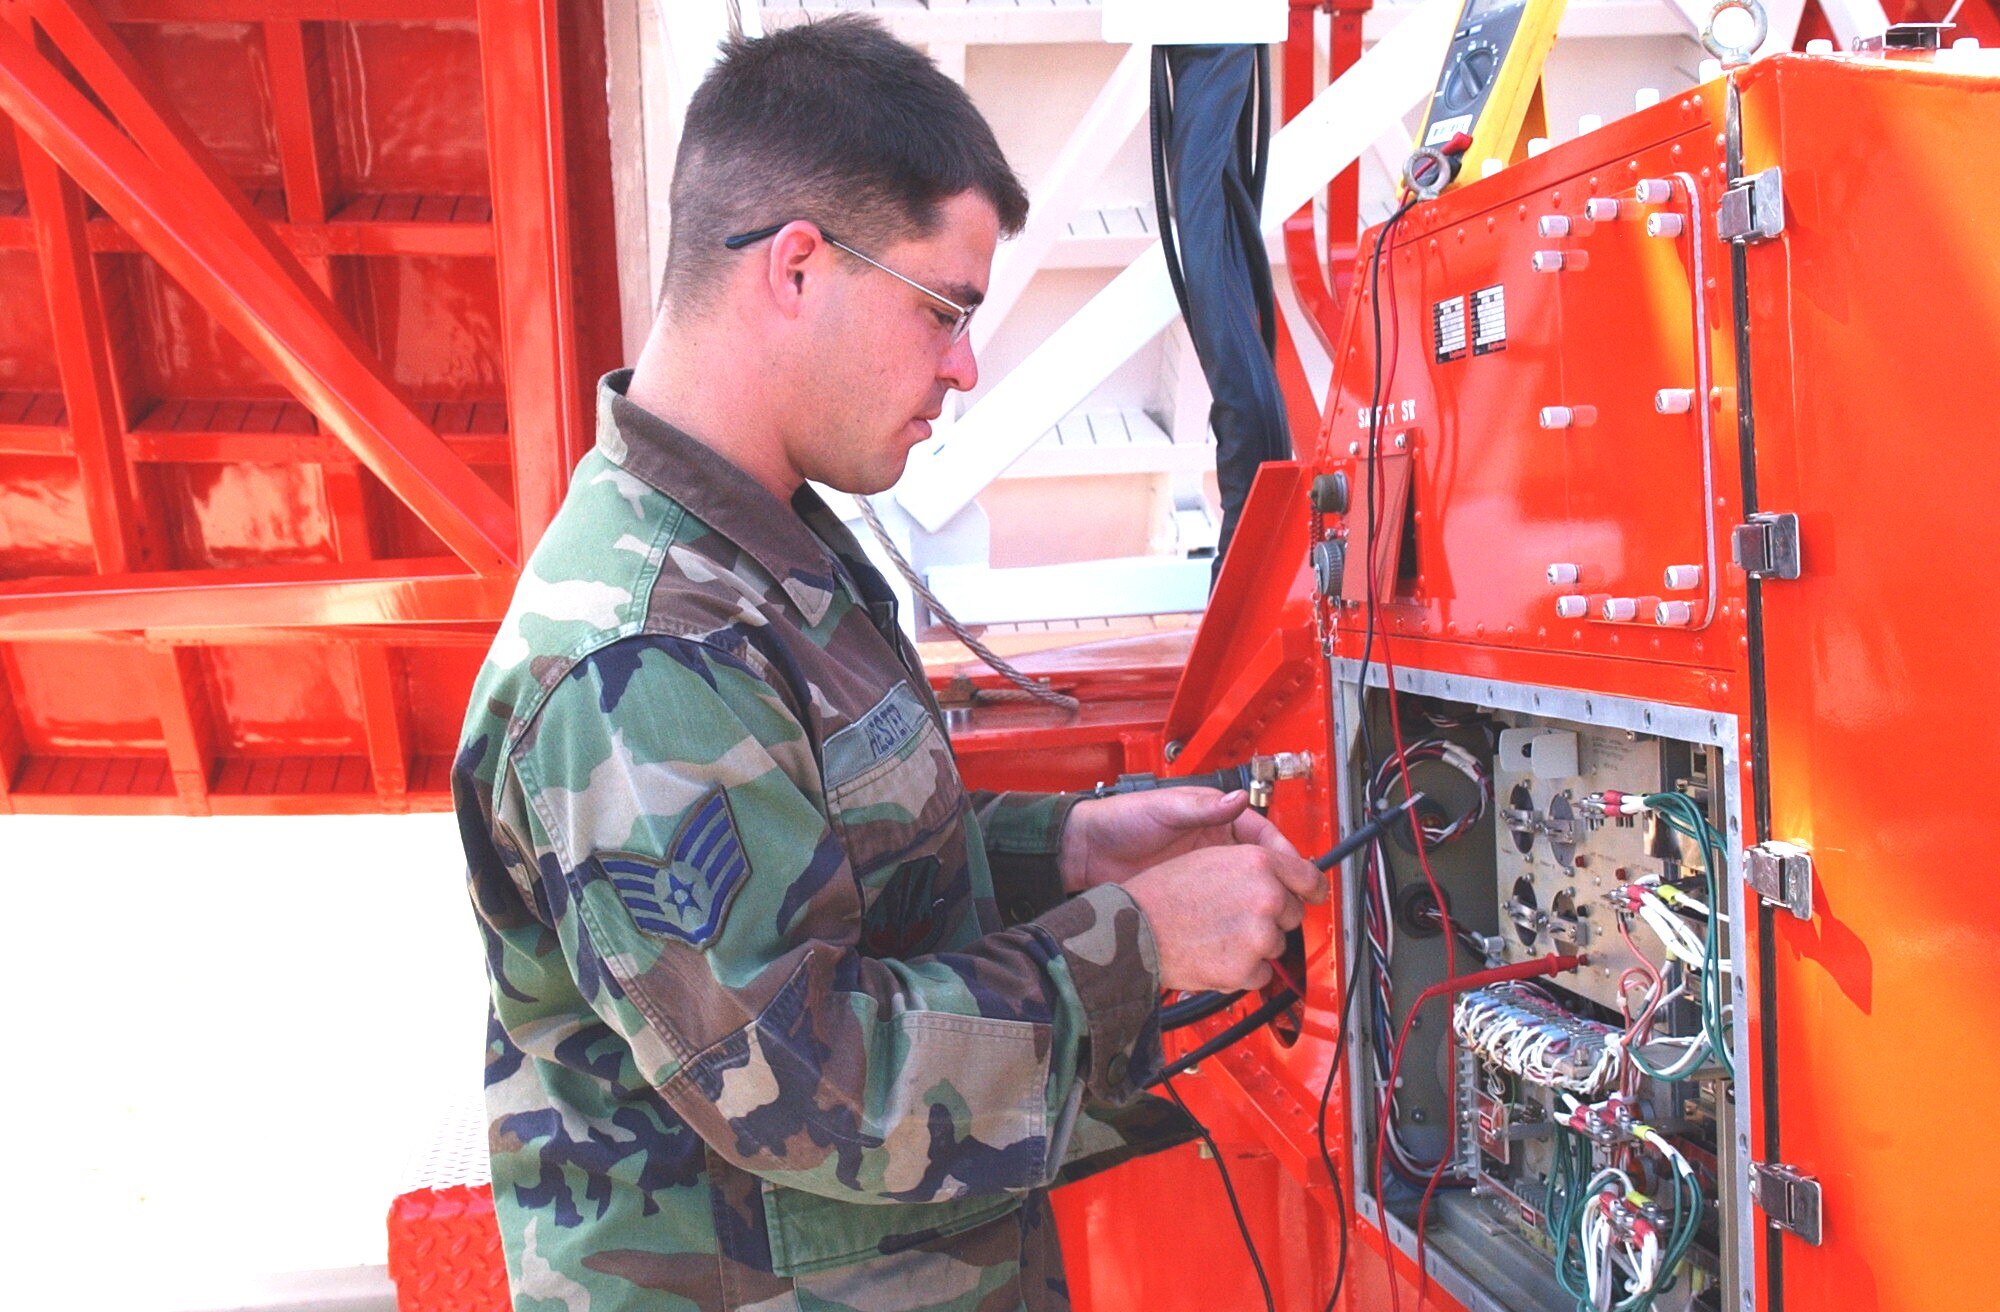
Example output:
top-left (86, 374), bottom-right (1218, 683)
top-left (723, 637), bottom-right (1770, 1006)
top-left (1409, 0), bottom-right (1567, 193)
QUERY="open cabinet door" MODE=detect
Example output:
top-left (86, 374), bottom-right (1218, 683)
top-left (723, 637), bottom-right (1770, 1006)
top-left (1742, 56), bottom-right (2000, 1312)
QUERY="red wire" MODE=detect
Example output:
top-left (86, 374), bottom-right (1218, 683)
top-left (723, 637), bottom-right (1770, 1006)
top-left (1382, 646), bottom-right (1463, 1311)
top-left (1370, 205), bottom-right (1467, 1310)
top-left (1616, 914), bottom-right (1668, 1096)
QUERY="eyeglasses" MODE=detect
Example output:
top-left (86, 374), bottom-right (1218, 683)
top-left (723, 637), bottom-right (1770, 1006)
top-left (723, 222), bottom-right (977, 344)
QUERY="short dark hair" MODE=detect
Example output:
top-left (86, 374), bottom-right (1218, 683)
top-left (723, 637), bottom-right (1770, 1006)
top-left (659, 15), bottom-right (1029, 315)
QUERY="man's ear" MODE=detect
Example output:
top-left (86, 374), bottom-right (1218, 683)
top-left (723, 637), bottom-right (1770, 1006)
top-left (765, 220), bottom-right (823, 322)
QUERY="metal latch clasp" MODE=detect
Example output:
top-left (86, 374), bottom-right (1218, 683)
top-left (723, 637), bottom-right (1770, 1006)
top-left (1745, 840), bottom-right (1814, 920)
top-left (1732, 511), bottom-right (1800, 580)
top-left (1719, 166), bottom-right (1785, 242)
top-left (1751, 1162), bottom-right (1824, 1244)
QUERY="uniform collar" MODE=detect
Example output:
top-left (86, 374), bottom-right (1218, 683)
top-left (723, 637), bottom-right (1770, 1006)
top-left (594, 369), bottom-right (843, 624)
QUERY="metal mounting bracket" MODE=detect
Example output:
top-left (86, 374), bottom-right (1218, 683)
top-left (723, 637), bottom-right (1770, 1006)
top-left (1745, 840), bottom-right (1814, 920)
top-left (1752, 1162), bottom-right (1824, 1244)
top-left (1732, 511), bottom-right (1801, 580)
top-left (1718, 165), bottom-right (1785, 242)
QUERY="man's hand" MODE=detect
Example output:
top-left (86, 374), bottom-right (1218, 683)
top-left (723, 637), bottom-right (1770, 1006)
top-left (1060, 788), bottom-right (1328, 993)
top-left (1121, 844), bottom-right (1328, 993)
top-left (1058, 787), bottom-right (1302, 894)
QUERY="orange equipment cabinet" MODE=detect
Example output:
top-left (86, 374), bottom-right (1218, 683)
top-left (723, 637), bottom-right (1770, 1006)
top-left (1154, 44), bottom-right (2000, 1312)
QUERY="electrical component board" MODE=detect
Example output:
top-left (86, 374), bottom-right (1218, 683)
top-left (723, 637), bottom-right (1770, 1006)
top-left (1337, 679), bottom-right (1744, 1312)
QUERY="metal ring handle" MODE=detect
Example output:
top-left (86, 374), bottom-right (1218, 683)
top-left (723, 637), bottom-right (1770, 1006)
top-left (1404, 146), bottom-right (1455, 200)
top-left (1703, 0), bottom-right (1769, 62)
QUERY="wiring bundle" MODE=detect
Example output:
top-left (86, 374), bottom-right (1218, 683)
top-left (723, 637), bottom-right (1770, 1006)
top-left (1454, 786), bottom-right (1732, 1312)
top-left (1544, 1097), bottom-right (1706, 1312)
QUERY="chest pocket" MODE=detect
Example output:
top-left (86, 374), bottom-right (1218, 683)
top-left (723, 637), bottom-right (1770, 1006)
top-left (822, 681), bottom-right (975, 958)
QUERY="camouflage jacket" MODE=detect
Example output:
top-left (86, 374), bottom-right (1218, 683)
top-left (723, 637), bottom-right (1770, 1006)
top-left (455, 372), bottom-right (1188, 1312)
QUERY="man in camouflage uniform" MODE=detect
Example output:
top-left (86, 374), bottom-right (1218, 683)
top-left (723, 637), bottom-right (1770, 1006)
top-left (455, 17), bottom-right (1324, 1311)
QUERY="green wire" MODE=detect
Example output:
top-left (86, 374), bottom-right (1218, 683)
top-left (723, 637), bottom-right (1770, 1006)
top-left (1536, 792), bottom-right (1725, 1308)
top-left (1635, 792), bottom-right (1734, 1078)
top-left (1545, 1122), bottom-right (1704, 1311)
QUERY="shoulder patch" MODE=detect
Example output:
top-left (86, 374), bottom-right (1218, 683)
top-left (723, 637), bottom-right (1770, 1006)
top-left (599, 788), bottom-right (749, 947)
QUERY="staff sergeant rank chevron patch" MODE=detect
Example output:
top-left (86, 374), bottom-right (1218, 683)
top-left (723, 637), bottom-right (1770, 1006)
top-left (601, 788), bottom-right (748, 947)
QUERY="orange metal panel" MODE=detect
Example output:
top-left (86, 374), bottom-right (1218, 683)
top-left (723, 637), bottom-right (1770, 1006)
top-left (1740, 56), bottom-right (2000, 1311)
top-left (1121, 51), bottom-right (2000, 1312)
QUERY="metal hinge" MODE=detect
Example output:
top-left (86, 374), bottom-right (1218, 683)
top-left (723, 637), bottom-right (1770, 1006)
top-left (1745, 840), bottom-right (1814, 920)
top-left (1718, 166), bottom-right (1785, 242)
top-left (1751, 1162), bottom-right (1824, 1244)
top-left (1732, 511), bottom-right (1800, 580)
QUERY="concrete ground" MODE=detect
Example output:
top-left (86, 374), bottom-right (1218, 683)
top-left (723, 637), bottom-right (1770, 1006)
top-left (3, 812), bottom-right (485, 1312)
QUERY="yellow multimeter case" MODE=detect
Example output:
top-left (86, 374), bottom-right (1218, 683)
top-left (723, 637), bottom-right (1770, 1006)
top-left (1410, 0), bottom-right (1568, 190)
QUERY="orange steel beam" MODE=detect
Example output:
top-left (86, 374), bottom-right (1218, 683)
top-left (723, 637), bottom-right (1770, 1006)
top-left (0, 663), bottom-right (22, 812)
top-left (1283, 2), bottom-right (1341, 354)
top-left (148, 645), bottom-right (218, 814)
top-left (0, 425), bottom-right (511, 466)
top-left (95, 1), bottom-right (477, 18)
top-left (266, 14), bottom-right (416, 808)
top-left (264, 20), bottom-right (336, 227)
top-left (1281, 0), bottom-right (1370, 353)
top-left (15, 123), bottom-right (145, 572)
top-left (10, 12), bottom-right (221, 811)
top-left (0, 212), bottom-right (496, 258)
top-left (0, 559), bottom-right (513, 640)
top-left (0, 5), bottom-right (521, 576)
top-left (479, 0), bottom-right (585, 555)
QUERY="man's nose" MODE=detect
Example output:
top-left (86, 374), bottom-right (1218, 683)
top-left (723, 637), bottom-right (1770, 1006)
top-left (939, 330), bottom-right (978, 393)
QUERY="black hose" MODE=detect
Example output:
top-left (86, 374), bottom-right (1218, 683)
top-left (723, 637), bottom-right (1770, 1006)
top-left (1146, 988), bottom-right (1300, 1088)
top-left (1149, 44), bottom-right (1288, 579)
top-left (1163, 988), bottom-right (1247, 1031)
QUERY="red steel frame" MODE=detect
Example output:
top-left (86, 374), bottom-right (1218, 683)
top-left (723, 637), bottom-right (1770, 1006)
top-left (0, 0), bottom-right (616, 815)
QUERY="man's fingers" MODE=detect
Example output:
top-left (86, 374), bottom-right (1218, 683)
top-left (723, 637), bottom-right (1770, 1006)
top-left (1229, 806), bottom-right (1304, 859)
top-left (1277, 891), bottom-right (1306, 932)
top-left (1173, 786), bottom-right (1248, 828)
top-left (1266, 851), bottom-right (1330, 904)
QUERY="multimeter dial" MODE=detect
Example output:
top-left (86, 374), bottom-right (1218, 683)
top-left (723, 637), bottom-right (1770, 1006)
top-left (1440, 41), bottom-right (1500, 112)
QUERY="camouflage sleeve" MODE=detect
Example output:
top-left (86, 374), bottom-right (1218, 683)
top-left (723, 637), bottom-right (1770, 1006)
top-left (499, 634), bottom-right (1163, 1206)
top-left (967, 791), bottom-right (1079, 927)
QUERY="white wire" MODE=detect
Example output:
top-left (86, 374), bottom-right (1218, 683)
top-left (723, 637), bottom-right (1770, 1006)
top-left (1453, 983), bottom-right (1623, 1097)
